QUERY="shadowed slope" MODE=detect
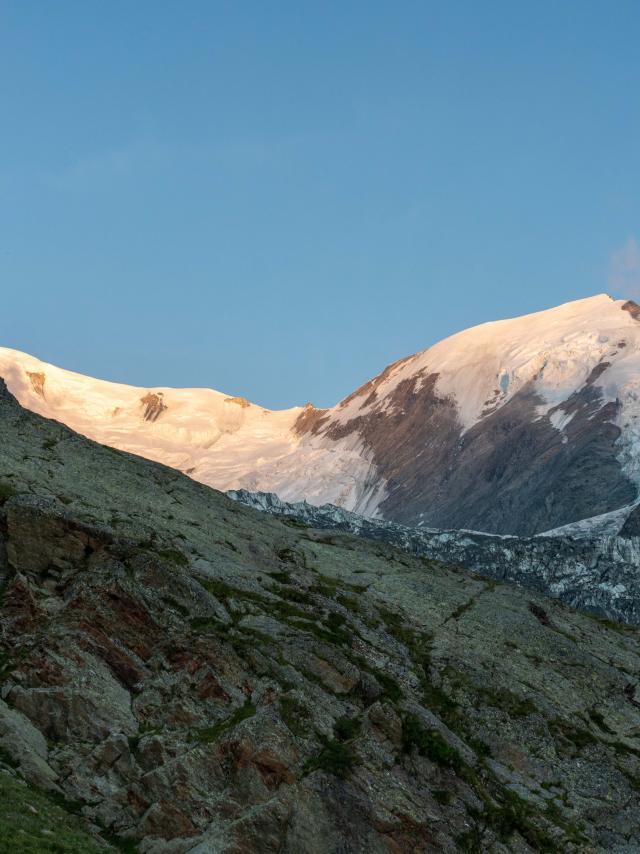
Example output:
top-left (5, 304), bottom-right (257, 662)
top-left (0, 380), bottom-right (639, 851)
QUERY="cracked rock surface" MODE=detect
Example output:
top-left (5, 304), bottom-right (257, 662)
top-left (229, 490), bottom-right (640, 627)
top-left (0, 379), bottom-right (639, 852)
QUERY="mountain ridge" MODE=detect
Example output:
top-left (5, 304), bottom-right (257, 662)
top-left (2, 293), bottom-right (639, 534)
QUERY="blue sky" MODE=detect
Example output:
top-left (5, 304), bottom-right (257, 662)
top-left (1, 1), bottom-right (639, 408)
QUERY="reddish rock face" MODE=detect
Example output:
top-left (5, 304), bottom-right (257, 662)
top-left (26, 371), bottom-right (46, 398)
top-left (140, 391), bottom-right (167, 422)
top-left (621, 299), bottom-right (640, 320)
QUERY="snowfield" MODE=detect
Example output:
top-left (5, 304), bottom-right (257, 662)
top-left (2, 293), bottom-right (640, 522)
top-left (0, 345), bottom-right (381, 513)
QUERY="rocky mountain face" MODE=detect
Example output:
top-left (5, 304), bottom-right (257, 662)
top-left (3, 294), bottom-right (640, 535)
top-left (293, 295), bottom-right (640, 534)
top-left (228, 491), bottom-right (640, 627)
top-left (1, 382), bottom-right (640, 852)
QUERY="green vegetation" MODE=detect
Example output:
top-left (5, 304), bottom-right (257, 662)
top-left (268, 571), bottom-right (292, 584)
top-left (281, 602), bottom-right (355, 647)
top-left (0, 746), bottom-right (19, 769)
top-left (473, 786), bottom-right (583, 852)
top-left (281, 517), bottom-right (309, 529)
top-left (548, 718), bottom-right (599, 751)
top-left (0, 642), bottom-right (14, 685)
top-left (276, 546), bottom-right (303, 566)
top-left (154, 548), bottom-right (189, 567)
top-left (467, 735), bottom-right (491, 757)
top-left (303, 714), bottom-right (362, 778)
top-left (476, 685), bottom-right (537, 717)
top-left (190, 614), bottom-right (275, 658)
top-left (0, 770), bottom-right (113, 853)
top-left (188, 697), bottom-right (256, 744)
top-left (273, 584), bottom-right (314, 606)
top-left (127, 724), bottom-right (162, 753)
top-left (280, 695), bottom-right (311, 737)
top-left (446, 598), bottom-right (475, 622)
top-left (0, 480), bottom-right (16, 503)
top-left (333, 715), bottom-right (361, 742)
top-left (193, 573), bottom-right (347, 658)
top-left (319, 612), bottom-right (351, 646)
top-left (198, 577), bottom-right (266, 610)
top-left (336, 593), bottom-right (359, 613)
top-left (376, 610), bottom-right (460, 726)
top-left (376, 671), bottom-right (403, 702)
top-left (97, 829), bottom-right (139, 854)
top-left (336, 592), bottom-right (378, 629)
top-left (421, 673), bottom-right (459, 724)
top-left (189, 616), bottom-right (221, 633)
top-left (456, 774), bottom-right (588, 852)
top-left (271, 600), bottom-right (311, 623)
top-left (612, 740), bottom-right (640, 759)
top-left (401, 713), bottom-right (464, 772)
top-left (378, 607), bottom-right (435, 667)
top-left (588, 707), bottom-right (615, 734)
top-left (304, 738), bottom-right (357, 779)
top-left (581, 609), bottom-right (632, 636)
top-left (310, 572), bottom-right (367, 598)
top-left (481, 791), bottom-right (554, 850)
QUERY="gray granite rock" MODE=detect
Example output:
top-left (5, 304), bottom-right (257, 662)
top-left (0, 379), bottom-right (639, 851)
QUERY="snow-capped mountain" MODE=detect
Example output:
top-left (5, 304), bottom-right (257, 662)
top-left (295, 293), bottom-right (640, 534)
top-left (2, 293), bottom-right (640, 535)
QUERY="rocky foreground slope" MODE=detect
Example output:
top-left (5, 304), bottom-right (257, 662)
top-left (3, 294), bottom-right (640, 535)
top-left (228, 491), bottom-right (640, 627)
top-left (1, 380), bottom-right (640, 852)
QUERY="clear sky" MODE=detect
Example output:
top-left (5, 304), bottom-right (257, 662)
top-left (1, 1), bottom-right (639, 409)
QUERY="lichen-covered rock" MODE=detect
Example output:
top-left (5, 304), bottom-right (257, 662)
top-left (0, 699), bottom-right (59, 791)
top-left (230, 489), bottom-right (640, 626)
top-left (0, 379), bottom-right (639, 851)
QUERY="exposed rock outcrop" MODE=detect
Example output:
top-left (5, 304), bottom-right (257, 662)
top-left (26, 370), bottom-right (45, 398)
top-left (0, 379), bottom-right (639, 851)
top-left (229, 490), bottom-right (640, 626)
top-left (140, 392), bottom-right (167, 422)
top-left (297, 368), bottom-right (636, 536)
top-left (224, 396), bottom-right (251, 408)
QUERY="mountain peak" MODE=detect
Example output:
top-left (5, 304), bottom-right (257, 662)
top-left (2, 292), bottom-right (640, 534)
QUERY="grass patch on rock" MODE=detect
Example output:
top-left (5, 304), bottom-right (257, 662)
top-left (188, 697), bottom-right (256, 744)
top-left (376, 671), bottom-right (403, 703)
top-left (401, 713), bottom-right (464, 772)
top-left (0, 770), bottom-right (112, 853)
top-left (333, 715), bottom-right (361, 742)
top-left (310, 572), bottom-right (367, 597)
top-left (268, 571), bottom-right (292, 585)
top-left (477, 685), bottom-right (537, 717)
top-left (0, 480), bottom-right (16, 504)
top-left (304, 738), bottom-right (357, 779)
top-left (280, 695), bottom-right (311, 738)
top-left (548, 718), bottom-right (600, 751)
top-left (154, 548), bottom-right (189, 567)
